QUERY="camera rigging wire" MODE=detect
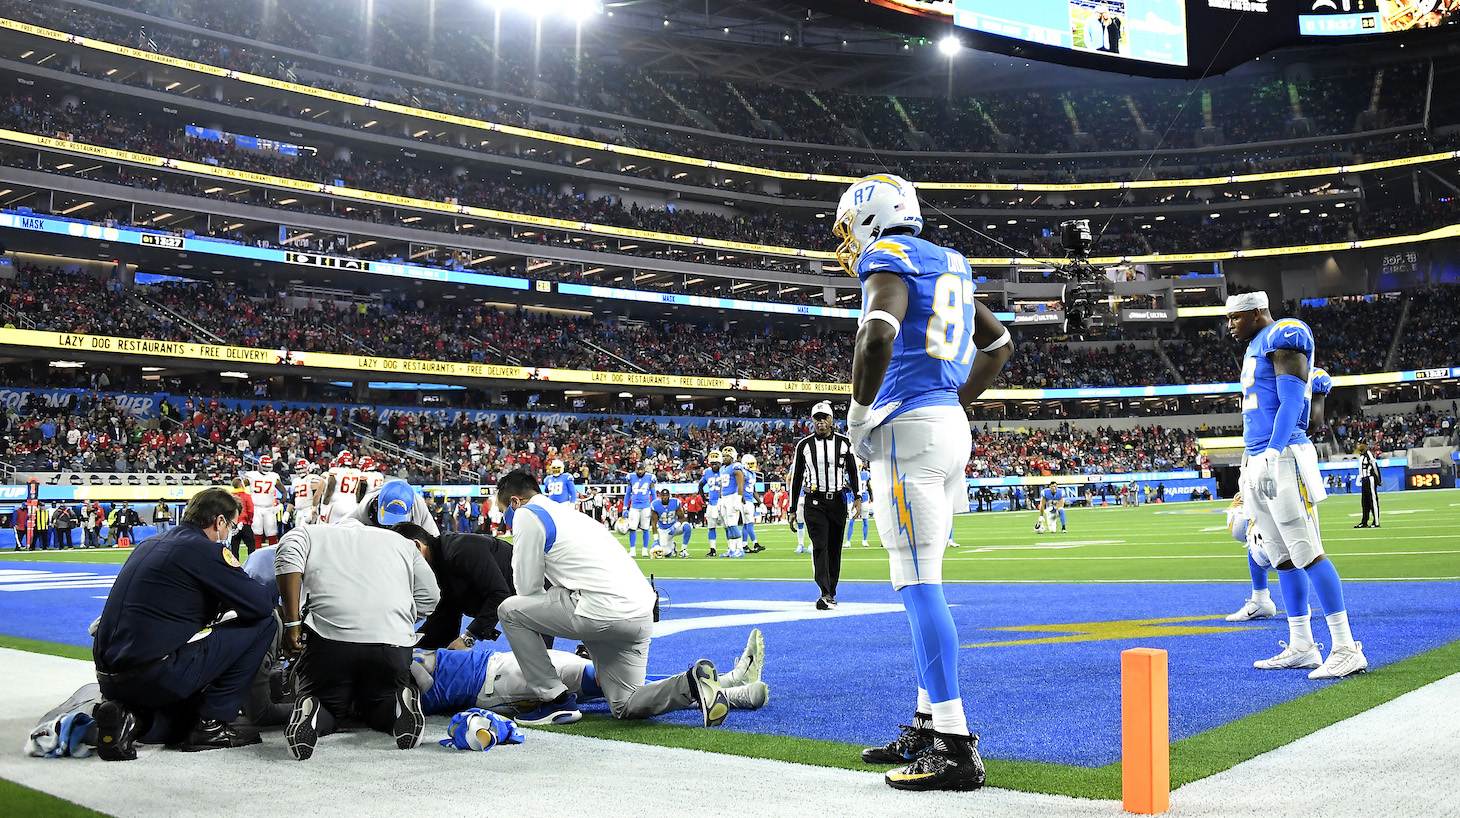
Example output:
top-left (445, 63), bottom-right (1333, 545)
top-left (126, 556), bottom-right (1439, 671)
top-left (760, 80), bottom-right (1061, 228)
top-left (856, 13), bottom-right (1254, 272)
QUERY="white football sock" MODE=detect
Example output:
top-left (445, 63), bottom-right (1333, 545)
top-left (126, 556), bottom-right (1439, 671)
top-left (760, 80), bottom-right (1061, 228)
top-left (1287, 613), bottom-right (1314, 650)
top-left (917, 688), bottom-right (932, 714)
top-left (1253, 588), bottom-right (1271, 604)
top-left (929, 698), bottom-right (970, 737)
top-left (1326, 611), bottom-right (1355, 650)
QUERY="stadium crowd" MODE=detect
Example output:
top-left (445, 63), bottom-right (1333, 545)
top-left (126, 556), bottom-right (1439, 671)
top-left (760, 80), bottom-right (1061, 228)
top-left (8, 386), bottom-right (1453, 491)
top-left (4, 92), bottom-right (1458, 270)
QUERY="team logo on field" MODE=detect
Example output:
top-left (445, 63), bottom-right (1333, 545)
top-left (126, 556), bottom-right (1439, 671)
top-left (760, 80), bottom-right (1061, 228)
top-left (963, 614), bottom-right (1261, 648)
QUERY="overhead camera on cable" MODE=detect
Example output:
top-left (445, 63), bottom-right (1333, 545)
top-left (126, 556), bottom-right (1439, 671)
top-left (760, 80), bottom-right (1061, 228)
top-left (1054, 219), bottom-right (1112, 333)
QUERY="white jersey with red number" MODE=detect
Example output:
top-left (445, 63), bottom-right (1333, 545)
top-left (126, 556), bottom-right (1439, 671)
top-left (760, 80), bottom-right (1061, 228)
top-left (361, 470), bottom-right (386, 494)
top-left (324, 467), bottom-right (362, 522)
top-left (245, 471), bottom-right (281, 509)
top-left (292, 473), bottom-right (323, 523)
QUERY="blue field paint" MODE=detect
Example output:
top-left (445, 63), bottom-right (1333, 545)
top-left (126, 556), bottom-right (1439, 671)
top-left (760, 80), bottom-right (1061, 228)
top-left (4, 568), bottom-right (1458, 767)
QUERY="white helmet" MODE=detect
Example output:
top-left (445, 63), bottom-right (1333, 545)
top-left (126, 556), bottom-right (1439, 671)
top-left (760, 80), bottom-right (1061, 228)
top-left (720, 446), bottom-right (738, 462)
top-left (549, 459), bottom-right (564, 476)
top-left (741, 453), bottom-right (758, 470)
top-left (833, 174), bottom-right (922, 274)
top-left (707, 450), bottom-right (722, 464)
top-left (258, 455), bottom-right (272, 470)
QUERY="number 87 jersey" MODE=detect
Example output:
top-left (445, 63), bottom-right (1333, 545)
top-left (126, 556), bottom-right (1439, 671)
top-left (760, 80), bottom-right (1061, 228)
top-left (856, 233), bottom-right (978, 421)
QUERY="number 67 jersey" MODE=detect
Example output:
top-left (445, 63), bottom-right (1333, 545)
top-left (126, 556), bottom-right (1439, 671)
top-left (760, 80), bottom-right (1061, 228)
top-left (855, 233), bottom-right (978, 421)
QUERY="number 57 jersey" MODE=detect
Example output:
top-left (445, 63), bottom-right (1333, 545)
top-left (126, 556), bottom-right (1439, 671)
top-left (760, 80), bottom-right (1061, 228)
top-left (855, 233), bottom-right (979, 421)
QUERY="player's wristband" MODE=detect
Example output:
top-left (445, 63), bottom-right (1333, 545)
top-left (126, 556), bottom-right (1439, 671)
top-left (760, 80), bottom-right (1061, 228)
top-left (848, 399), bottom-right (871, 424)
top-left (980, 328), bottom-right (1012, 353)
top-left (283, 620), bottom-right (302, 628)
top-left (860, 309), bottom-right (901, 334)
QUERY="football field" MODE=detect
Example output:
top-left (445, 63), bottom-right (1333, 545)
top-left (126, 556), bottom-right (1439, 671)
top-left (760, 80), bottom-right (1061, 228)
top-left (1, 491), bottom-right (1457, 815)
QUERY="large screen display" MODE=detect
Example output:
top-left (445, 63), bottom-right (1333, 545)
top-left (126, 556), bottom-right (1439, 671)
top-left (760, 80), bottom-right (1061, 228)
top-left (1298, 0), bottom-right (1459, 36)
top-left (952, 0), bottom-right (1189, 65)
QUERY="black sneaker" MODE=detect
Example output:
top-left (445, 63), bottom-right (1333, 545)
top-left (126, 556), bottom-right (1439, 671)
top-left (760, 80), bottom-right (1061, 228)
top-left (286, 696), bottom-right (322, 760)
top-left (861, 714), bottom-right (934, 764)
top-left (815, 596), bottom-right (830, 610)
top-left (172, 718), bottom-right (262, 752)
top-left (392, 686), bottom-right (426, 749)
top-left (93, 699), bottom-right (138, 761)
top-left (885, 732), bottom-right (986, 791)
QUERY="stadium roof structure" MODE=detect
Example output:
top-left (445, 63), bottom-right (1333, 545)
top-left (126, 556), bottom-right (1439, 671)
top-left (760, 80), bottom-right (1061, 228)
top-left (438, 0), bottom-right (1052, 93)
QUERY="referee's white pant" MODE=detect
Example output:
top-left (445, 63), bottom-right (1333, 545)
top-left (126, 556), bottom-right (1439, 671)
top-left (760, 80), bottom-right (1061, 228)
top-left (868, 405), bottom-right (971, 590)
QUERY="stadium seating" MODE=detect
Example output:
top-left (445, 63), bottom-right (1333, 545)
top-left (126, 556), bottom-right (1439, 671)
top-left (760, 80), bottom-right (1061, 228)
top-left (13, 0), bottom-right (1433, 162)
top-left (3, 94), bottom-right (1456, 268)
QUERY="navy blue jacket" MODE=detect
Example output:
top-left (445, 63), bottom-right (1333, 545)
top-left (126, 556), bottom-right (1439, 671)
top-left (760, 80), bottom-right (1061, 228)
top-left (94, 522), bottom-right (275, 673)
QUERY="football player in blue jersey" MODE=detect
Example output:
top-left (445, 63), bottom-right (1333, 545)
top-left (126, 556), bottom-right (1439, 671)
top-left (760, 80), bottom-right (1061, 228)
top-left (413, 631), bottom-right (768, 721)
top-left (845, 462), bottom-right (872, 548)
top-left (1039, 481), bottom-right (1066, 533)
top-left (718, 447), bottom-right (749, 558)
top-left (624, 463), bottom-right (657, 558)
top-left (649, 489), bottom-right (692, 558)
top-left (701, 450), bottom-right (724, 556)
top-left (740, 454), bottom-right (764, 553)
top-left (1227, 292), bottom-right (1365, 679)
top-left (836, 173), bottom-right (1013, 791)
top-left (544, 459), bottom-right (578, 506)
top-left (1226, 364), bottom-right (1331, 622)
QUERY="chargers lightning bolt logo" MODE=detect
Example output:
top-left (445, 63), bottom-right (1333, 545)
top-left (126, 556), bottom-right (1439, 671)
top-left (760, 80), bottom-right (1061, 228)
top-left (889, 431), bottom-right (918, 577)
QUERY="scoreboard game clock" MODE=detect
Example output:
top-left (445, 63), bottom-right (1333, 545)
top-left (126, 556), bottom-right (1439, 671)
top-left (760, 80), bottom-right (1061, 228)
top-left (1405, 466), bottom-right (1450, 489)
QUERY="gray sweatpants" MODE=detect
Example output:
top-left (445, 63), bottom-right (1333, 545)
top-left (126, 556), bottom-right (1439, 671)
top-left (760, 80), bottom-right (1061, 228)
top-left (498, 587), bottom-right (694, 720)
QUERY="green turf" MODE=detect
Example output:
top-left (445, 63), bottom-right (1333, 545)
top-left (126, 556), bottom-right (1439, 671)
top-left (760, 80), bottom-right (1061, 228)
top-left (0, 779), bottom-right (109, 818)
top-left (4, 489), bottom-right (1457, 802)
top-left (539, 637), bottom-right (1460, 799)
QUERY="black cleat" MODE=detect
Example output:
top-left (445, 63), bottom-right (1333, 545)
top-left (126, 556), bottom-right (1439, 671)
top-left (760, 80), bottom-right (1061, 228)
top-left (93, 699), bottom-right (138, 761)
top-left (171, 718), bottom-right (261, 752)
top-left (862, 715), bottom-right (934, 764)
top-left (706, 548), bottom-right (718, 557)
top-left (885, 732), bottom-right (987, 791)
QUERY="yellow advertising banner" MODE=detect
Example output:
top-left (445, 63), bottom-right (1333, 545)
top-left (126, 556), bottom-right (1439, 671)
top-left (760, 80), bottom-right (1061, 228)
top-left (0, 328), bottom-right (854, 394)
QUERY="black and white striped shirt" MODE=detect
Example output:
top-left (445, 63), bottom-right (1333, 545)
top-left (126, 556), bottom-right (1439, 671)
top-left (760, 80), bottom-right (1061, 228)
top-left (790, 432), bottom-right (860, 503)
top-left (1358, 450), bottom-right (1379, 482)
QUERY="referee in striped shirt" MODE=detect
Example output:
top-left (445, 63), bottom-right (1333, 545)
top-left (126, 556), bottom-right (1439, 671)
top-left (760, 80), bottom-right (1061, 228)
top-left (789, 401), bottom-right (861, 609)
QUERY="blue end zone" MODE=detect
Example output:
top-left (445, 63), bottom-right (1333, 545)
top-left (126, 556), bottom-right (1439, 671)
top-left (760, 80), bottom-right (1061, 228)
top-left (4, 564), bottom-right (1457, 767)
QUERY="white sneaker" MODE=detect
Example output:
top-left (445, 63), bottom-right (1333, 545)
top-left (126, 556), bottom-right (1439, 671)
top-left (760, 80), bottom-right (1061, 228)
top-left (1254, 641), bottom-right (1323, 670)
top-left (721, 628), bottom-right (764, 687)
top-left (947, 540), bottom-right (961, 548)
top-left (1226, 597), bottom-right (1278, 622)
top-left (1309, 643), bottom-right (1368, 679)
top-left (843, 541), bottom-right (851, 549)
top-left (724, 681), bottom-right (769, 710)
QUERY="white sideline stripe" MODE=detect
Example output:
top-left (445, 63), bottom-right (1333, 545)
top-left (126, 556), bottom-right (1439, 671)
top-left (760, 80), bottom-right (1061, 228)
top-left (0, 649), bottom-right (1453, 818)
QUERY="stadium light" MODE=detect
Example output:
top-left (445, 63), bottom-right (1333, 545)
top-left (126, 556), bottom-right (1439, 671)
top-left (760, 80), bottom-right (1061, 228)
top-left (484, 0), bottom-right (601, 20)
top-left (938, 35), bottom-right (961, 56)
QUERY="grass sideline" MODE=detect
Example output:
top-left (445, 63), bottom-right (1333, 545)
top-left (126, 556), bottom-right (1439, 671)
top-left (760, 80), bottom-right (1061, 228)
top-left (0, 779), bottom-right (108, 818)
